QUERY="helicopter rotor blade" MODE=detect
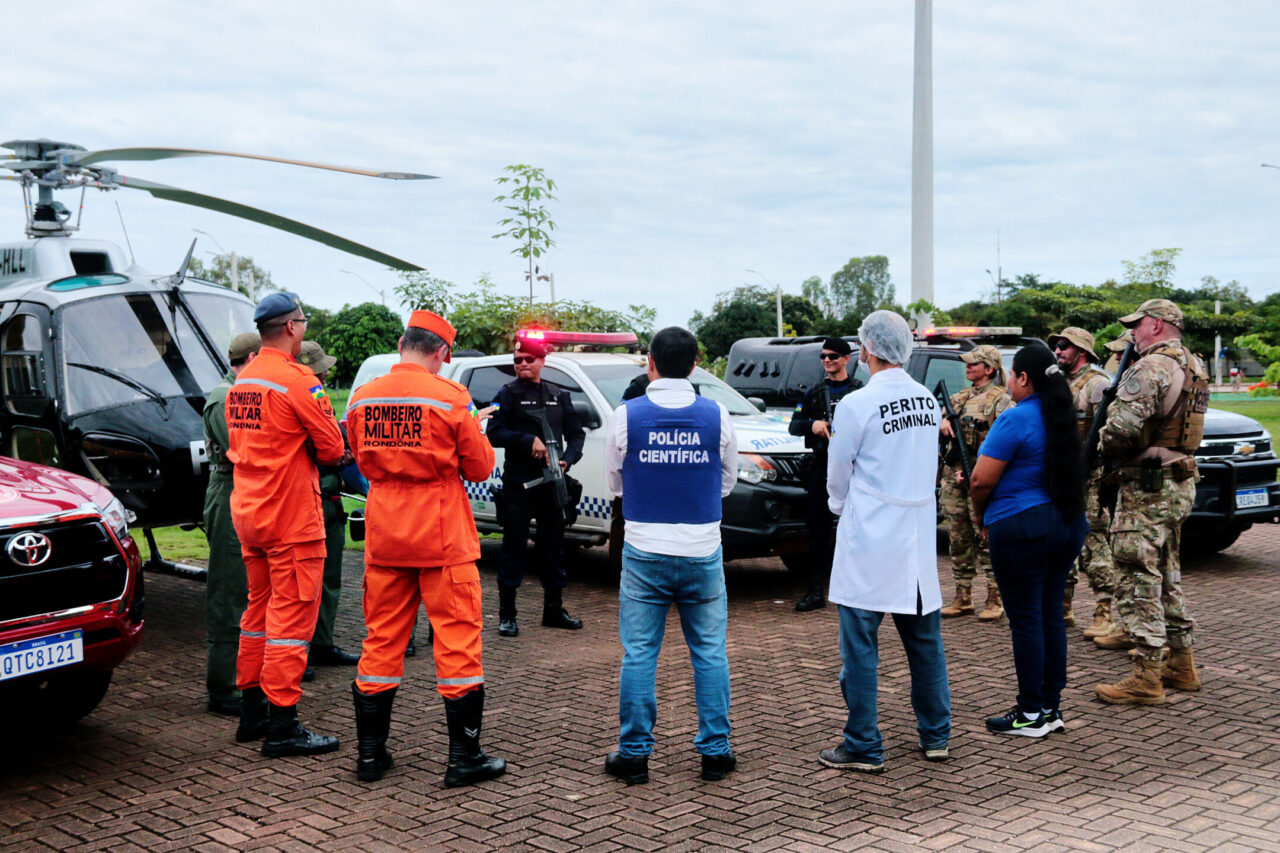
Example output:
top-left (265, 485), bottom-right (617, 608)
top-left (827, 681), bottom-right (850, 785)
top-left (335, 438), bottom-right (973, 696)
top-left (115, 174), bottom-right (423, 271)
top-left (72, 148), bottom-right (436, 181)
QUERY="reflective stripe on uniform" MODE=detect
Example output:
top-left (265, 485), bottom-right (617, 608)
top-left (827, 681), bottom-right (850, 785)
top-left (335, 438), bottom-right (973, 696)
top-left (266, 638), bottom-right (310, 647)
top-left (240, 630), bottom-right (267, 638)
top-left (234, 377), bottom-right (289, 393)
top-left (356, 674), bottom-right (402, 684)
top-left (437, 675), bottom-right (484, 687)
top-left (350, 396), bottom-right (453, 412)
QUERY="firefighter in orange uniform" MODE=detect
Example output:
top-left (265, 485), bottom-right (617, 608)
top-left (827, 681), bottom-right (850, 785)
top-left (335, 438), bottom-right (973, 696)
top-left (227, 292), bottom-right (348, 758)
top-left (347, 310), bottom-right (507, 787)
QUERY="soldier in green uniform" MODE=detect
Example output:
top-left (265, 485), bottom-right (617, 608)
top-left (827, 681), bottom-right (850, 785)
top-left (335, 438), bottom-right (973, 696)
top-left (298, 341), bottom-right (361, 667)
top-left (1048, 327), bottom-right (1116, 635)
top-left (203, 332), bottom-right (262, 715)
top-left (1095, 299), bottom-right (1207, 705)
top-left (938, 345), bottom-right (1012, 622)
top-left (1102, 331), bottom-right (1132, 375)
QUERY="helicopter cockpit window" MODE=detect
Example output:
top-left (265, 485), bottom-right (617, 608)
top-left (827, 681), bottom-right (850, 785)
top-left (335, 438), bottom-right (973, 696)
top-left (2, 313), bottom-right (48, 416)
top-left (184, 292), bottom-right (259, 360)
top-left (59, 293), bottom-right (225, 416)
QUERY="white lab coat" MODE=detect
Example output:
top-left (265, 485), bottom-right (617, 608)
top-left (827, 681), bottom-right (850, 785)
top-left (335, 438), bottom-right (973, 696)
top-left (827, 367), bottom-right (943, 615)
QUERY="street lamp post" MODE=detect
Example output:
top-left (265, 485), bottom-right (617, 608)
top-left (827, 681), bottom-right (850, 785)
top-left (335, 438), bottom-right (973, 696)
top-left (339, 268), bottom-right (386, 307)
top-left (193, 229), bottom-right (240, 296)
top-left (746, 269), bottom-right (783, 337)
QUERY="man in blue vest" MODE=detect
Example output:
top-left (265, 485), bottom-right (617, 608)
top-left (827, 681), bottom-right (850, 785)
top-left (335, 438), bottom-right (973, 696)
top-left (602, 326), bottom-right (739, 785)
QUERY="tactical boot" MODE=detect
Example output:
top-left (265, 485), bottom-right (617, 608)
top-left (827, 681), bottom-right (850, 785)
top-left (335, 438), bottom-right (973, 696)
top-left (542, 588), bottom-right (583, 630)
top-left (1083, 600), bottom-right (1114, 639)
top-left (1095, 654), bottom-right (1165, 705)
top-left (1161, 647), bottom-right (1201, 692)
top-left (235, 685), bottom-right (269, 743)
top-left (498, 584), bottom-right (519, 637)
top-left (940, 586), bottom-right (974, 618)
top-left (1094, 624), bottom-right (1135, 650)
top-left (795, 587), bottom-right (827, 612)
top-left (978, 584), bottom-right (1004, 622)
top-left (352, 683), bottom-right (396, 782)
top-left (605, 751), bottom-right (650, 785)
top-left (261, 702), bottom-right (340, 757)
top-left (1063, 587), bottom-right (1076, 627)
top-left (442, 687), bottom-right (506, 787)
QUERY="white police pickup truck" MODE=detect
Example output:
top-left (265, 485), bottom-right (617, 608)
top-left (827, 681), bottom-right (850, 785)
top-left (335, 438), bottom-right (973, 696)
top-left (349, 332), bottom-right (814, 569)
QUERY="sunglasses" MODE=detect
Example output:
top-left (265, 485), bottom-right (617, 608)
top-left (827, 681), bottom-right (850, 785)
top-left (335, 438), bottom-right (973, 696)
top-left (513, 355), bottom-right (538, 365)
top-left (1053, 341), bottom-right (1073, 351)
top-left (820, 352), bottom-right (844, 361)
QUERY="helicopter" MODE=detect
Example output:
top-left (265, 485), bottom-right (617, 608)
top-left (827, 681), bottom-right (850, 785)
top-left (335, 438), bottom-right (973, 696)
top-left (0, 138), bottom-right (430, 574)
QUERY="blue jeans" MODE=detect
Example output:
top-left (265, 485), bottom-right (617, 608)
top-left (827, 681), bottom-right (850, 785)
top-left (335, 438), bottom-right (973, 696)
top-left (618, 542), bottom-right (731, 757)
top-left (838, 600), bottom-right (951, 762)
top-left (987, 502), bottom-right (1088, 713)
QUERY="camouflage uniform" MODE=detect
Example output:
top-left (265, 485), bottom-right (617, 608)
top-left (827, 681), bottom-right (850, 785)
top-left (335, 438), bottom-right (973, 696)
top-left (940, 381), bottom-right (1011, 588)
top-left (204, 370), bottom-right (248, 708)
top-left (1098, 337), bottom-right (1206, 660)
top-left (1064, 360), bottom-right (1116, 607)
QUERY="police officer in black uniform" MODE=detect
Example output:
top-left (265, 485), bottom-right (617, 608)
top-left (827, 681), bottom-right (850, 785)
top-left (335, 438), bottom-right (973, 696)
top-left (788, 337), bottom-right (861, 612)
top-left (487, 336), bottom-right (587, 636)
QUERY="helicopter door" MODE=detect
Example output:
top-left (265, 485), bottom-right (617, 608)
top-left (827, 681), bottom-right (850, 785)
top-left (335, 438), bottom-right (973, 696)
top-left (0, 308), bottom-right (62, 466)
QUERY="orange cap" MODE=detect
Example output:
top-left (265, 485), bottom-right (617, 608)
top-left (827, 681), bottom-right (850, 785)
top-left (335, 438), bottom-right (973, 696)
top-left (408, 310), bottom-right (457, 361)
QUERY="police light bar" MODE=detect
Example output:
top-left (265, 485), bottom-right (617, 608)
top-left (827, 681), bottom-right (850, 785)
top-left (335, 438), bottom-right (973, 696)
top-left (516, 329), bottom-right (639, 347)
top-left (920, 326), bottom-right (1023, 339)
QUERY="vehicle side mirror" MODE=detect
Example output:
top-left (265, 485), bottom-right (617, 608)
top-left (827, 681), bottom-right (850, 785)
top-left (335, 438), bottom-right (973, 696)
top-left (573, 400), bottom-right (603, 430)
top-left (748, 396), bottom-right (766, 413)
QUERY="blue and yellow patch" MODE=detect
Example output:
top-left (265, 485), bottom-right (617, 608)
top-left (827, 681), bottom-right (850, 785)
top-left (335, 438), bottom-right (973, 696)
top-left (794, 403), bottom-right (804, 413)
top-left (467, 401), bottom-right (478, 418)
top-left (308, 383), bottom-right (327, 401)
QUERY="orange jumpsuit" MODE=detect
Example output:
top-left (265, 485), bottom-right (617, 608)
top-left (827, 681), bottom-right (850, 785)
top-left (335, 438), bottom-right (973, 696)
top-left (226, 346), bottom-right (345, 707)
top-left (347, 363), bottom-right (495, 699)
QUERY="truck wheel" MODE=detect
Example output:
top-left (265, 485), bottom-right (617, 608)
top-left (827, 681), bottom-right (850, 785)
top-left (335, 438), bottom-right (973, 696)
top-left (1182, 525), bottom-right (1244, 558)
top-left (36, 670), bottom-right (114, 725)
top-left (780, 553), bottom-right (809, 577)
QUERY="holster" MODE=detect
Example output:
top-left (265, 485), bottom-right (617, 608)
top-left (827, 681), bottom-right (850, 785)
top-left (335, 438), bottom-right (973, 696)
top-left (1169, 456), bottom-right (1198, 482)
top-left (1138, 458), bottom-right (1165, 492)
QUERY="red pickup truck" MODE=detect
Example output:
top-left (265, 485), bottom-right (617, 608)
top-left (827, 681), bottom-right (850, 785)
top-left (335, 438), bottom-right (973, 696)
top-left (0, 455), bottom-right (144, 724)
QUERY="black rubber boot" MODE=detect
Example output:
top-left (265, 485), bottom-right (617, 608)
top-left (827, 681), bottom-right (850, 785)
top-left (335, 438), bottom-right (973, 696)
top-left (541, 587), bottom-right (583, 630)
top-left (261, 702), bottom-right (340, 758)
top-left (442, 687), bottom-right (506, 787)
top-left (498, 584), bottom-right (519, 637)
top-left (352, 683), bottom-right (395, 782)
top-left (235, 685), bottom-right (269, 743)
top-left (795, 587), bottom-right (827, 612)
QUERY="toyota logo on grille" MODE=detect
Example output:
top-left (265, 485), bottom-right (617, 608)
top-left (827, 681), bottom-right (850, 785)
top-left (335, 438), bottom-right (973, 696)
top-left (7, 532), bottom-right (52, 567)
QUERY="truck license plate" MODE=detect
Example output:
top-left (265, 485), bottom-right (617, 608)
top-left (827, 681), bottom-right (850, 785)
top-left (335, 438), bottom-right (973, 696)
top-left (0, 630), bottom-right (84, 681)
top-left (1236, 488), bottom-right (1268, 509)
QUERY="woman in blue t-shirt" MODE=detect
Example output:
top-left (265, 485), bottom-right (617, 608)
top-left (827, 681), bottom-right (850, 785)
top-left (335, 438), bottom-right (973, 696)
top-left (969, 345), bottom-right (1088, 738)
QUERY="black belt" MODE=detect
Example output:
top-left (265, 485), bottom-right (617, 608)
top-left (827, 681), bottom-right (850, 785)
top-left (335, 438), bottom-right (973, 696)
top-left (211, 462), bottom-right (233, 474)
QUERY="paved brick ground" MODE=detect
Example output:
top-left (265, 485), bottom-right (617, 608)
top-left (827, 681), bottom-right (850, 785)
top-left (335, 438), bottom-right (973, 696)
top-left (3, 524), bottom-right (1279, 852)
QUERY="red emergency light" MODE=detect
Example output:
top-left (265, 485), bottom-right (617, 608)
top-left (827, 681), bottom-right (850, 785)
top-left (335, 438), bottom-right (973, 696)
top-left (515, 329), bottom-right (639, 348)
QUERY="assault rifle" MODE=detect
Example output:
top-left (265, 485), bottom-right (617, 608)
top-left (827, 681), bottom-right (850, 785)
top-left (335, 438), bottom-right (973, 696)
top-left (820, 384), bottom-right (835, 436)
top-left (1084, 341), bottom-right (1138, 512)
top-left (933, 379), bottom-right (974, 486)
top-left (522, 407), bottom-right (576, 527)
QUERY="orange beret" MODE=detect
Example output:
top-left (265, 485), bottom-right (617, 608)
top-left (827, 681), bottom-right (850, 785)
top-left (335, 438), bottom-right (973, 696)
top-left (408, 310), bottom-right (457, 362)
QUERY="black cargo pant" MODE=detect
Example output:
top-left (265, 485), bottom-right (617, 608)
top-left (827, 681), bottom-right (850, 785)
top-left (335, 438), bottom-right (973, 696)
top-left (805, 467), bottom-right (837, 593)
top-left (497, 479), bottom-right (567, 595)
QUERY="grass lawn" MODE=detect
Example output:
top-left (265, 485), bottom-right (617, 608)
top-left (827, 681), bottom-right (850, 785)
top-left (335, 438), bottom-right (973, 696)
top-left (1209, 398), bottom-right (1280, 444)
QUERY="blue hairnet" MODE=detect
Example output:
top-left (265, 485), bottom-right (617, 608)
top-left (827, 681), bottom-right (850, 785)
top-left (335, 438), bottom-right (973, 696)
top-left (857, 310), bottom-right (913, 365)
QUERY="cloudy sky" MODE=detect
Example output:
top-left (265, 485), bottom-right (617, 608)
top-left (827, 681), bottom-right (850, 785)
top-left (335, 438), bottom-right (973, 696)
top-left (3, 1), bottom-right (1277, 328)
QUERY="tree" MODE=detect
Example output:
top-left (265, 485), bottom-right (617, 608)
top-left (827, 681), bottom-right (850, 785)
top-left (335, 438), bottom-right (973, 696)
top-left (492, 165), bottom-right (557, 305)
top-left (300, 302), bottom-right (335, 346)
top-left (318, 302), bottom-right (405, 385)
top-left (394, 269), bottom-right (455, 315)
top-left (801, 275), bottom-right (830, 315)
top-left (828, 255), bottom-right (896, 326)
top-left (688, 285), bottom-right (829, 359)
top-left (189, 253), bottom-right (279, 299)
top-left (1121, 248), bottom-right (1181, 295)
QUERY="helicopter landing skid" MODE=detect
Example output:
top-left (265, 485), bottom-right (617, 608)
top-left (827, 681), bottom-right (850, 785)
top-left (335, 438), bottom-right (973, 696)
top-left (142, 528), bottom-right (208, 582)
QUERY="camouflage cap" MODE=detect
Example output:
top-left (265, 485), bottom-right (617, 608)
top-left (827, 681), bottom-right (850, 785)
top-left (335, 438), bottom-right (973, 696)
top-left (960, 344), bottom-right (1002, 370)
top-left (1105, 329), bottom-right (1133, 352)
top-left (1046, 327), bottom-right (1100, 363)
top-left (228, 332), bottom-right (261, 363)
top-left (1120, 298), bottom-right (1184, 330)
top-left (297, 340), bottom-right (337, 375)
